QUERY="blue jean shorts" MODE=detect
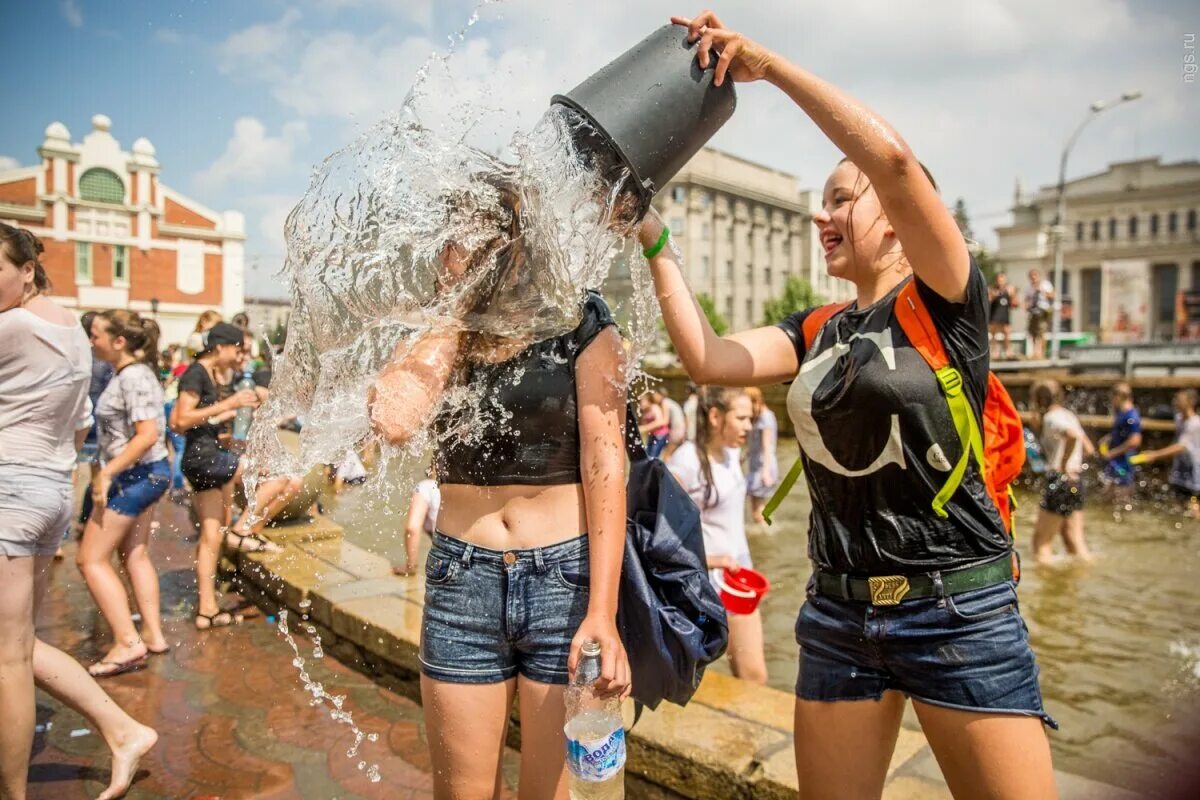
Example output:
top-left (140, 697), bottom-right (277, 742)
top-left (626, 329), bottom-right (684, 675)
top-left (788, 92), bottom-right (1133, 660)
top-left (420, 531), bottom-right (590, 685)
top-left (106, 459), bottom-right (171, 518)
top-left (795, 578), bottom-right (1058, 728)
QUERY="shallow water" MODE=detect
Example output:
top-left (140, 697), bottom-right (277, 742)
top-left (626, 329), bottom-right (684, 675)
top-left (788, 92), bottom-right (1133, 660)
top-left (332, 439), bottom-right (1200, 790)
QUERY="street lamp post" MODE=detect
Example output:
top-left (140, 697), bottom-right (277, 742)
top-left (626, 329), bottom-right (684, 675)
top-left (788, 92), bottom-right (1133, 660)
top-left (1048, 90), bottom-right (1142, 363)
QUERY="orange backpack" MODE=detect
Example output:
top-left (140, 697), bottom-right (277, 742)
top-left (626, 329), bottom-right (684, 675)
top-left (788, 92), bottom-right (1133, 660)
top-left (763, 280), bottom-right (1024, 539)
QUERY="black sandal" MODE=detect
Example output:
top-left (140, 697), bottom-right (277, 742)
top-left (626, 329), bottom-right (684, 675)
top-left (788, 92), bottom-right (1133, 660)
top-left (224, 529), bottom-right (282, 554)
top-left (194, 610), bottom-right (242, 630)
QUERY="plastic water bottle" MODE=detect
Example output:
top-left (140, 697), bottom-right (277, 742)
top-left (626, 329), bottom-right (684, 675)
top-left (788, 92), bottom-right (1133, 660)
top-left (564, 640), bottom-right (625, 799)
top-left (232, 368), bottom-right (256, 441)
top-left (1023, 426), bottom-right (1046, 474)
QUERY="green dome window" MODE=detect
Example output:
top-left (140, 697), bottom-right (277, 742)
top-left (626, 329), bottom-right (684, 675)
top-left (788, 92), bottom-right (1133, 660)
top-left (79, 168), bottom-right (125, 204)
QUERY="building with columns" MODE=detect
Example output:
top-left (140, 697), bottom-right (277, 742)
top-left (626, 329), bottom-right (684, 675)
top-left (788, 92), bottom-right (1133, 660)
top-left (0, 114), bottom-right (245, 346)
top-left (606, 147), bottom-right (850, 338)
top-left (994, 157), bottom-right (1200, 342)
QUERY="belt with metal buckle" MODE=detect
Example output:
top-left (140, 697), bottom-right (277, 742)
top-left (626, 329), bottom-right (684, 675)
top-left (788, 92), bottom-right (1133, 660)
top-left (813, 556), bottom-right (1014, 606)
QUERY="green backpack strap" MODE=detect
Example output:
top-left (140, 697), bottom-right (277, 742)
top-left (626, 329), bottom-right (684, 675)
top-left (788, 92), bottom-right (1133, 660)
top-left (763, 456), bottom-right (805, 525)
top-left (930, 366), bottom-right (986, 519)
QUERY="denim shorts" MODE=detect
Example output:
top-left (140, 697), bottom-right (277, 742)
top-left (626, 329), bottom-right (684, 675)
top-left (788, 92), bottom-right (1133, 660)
top-left (0, 463), bottom-right (74, 557)
top-left (420, 531), bottom-right (590, 685)
top-left (795, 578), bottom-right (1058, 729)
top-left (106, 459), bottom-right (170, 518)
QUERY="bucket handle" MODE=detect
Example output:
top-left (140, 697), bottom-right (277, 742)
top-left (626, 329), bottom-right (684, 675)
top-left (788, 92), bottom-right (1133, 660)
top-left (715, 572), bottom-right (757, 599)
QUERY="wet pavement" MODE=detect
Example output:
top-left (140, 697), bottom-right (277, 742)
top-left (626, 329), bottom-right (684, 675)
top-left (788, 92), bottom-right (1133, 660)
top-left (29, 494), bottom-right (519, 800)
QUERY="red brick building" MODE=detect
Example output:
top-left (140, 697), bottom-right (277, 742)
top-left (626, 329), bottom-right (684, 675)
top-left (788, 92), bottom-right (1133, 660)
top-left (0, 114), bottom-right (245, 345)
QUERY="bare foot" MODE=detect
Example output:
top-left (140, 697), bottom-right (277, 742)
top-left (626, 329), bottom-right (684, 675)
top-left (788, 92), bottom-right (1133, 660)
top-left (98, 723), bottom-right (157, 800)
top-left (142, 635), bottom-right (170, 655)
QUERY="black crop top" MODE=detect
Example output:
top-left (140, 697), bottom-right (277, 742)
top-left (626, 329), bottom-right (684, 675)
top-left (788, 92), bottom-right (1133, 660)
top-left (434, 291), bottom-right (616, 485)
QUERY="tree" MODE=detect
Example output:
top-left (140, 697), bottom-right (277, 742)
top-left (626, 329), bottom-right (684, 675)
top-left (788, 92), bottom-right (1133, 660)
top-left (659, 292), bottom-right (727, 353)
top-left (761, 276), bottom-right (823, 325)
top-left (696, 293), bottom-right (729, 336)
top-left (953, 197), bottom-right (999, 283)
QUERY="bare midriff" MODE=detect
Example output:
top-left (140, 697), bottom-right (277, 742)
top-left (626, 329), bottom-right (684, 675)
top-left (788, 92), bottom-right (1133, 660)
top-left (436, 483), bottom-right (588, 550)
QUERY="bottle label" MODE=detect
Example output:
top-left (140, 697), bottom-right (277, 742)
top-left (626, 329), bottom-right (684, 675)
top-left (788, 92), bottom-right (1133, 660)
top-left (566, 727), bottom-right (626, 782)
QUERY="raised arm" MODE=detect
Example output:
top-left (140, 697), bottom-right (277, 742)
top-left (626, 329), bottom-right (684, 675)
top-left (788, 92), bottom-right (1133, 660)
top-left (639, 209), bottom-right (800, 386)
top-left (672, 10), bottom-right (969, 302)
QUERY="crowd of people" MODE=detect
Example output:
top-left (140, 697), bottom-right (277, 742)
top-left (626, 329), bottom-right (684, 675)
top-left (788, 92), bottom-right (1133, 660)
top-left (0, 217), bottom-right (311, 798)
top-left (5, 9), bottom-right (1200, 800)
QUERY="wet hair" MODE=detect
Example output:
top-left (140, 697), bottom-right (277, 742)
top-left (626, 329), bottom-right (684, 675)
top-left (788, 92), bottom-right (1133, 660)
top-left (1029, 379), bottom-right (1064, 433)
top-left (194, 309), bottom-right (222, 333)
top-left (0, 223), bottom-right (50, 297)
top-left (98, 309), bottom-right (161, 373)
top-left (835, 157), bottom-right (938, 274)
top-left (694, 386), bottom-right (749, 509)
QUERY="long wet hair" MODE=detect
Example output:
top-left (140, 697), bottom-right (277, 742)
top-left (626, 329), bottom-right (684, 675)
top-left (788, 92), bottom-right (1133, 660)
top-left (0, 223), bottom-right (51, 298)
top-left (99, 309), bottom-right (161, 373)
top-left (693, 386), bottom-right (748, 509)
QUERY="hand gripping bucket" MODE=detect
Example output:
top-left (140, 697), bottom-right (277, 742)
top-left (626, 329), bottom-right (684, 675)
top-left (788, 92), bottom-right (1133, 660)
top-left (551, 24), bottom-right (737, 214)
top-left (715, 568), bottom-right (769, 615)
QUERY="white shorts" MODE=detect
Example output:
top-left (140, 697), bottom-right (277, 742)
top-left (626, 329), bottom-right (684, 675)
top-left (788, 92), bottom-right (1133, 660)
top-left (0, 463), bottom-right (73, 558)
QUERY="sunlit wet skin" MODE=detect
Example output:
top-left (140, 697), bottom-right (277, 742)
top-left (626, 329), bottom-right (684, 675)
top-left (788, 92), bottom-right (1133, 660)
top-left (437, 484), bottom-right (589, 550)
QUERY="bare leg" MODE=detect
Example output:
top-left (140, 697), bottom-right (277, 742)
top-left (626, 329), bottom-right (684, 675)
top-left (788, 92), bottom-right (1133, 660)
top-left (1060, 511), bottom-right (1091, 561)
top-left (0, 555), bottom-right (35, 800)
top-left (727, 610), bottom-right (768, 685)
top-left (118, 509), bottom-right (166, 652)
top-left (914, 699), bottom-right (1057, 800)
top-left (794, 691), bottom-right (906, 800)
top-left (76, 506), bottom-right (147, 671)
top-left (750, 496), bottom-right (768, 526)
top-left (234, 475), bottom-right (302, 535)
top-left (193, 486), bottom-right (230, 620)
top-left (516, 676), bottom-right (570, 800)
top-left (32, 555), bottom-right (158, 800)
top-left (1031, 508), bottom-right (1060, 566)
top-left (420, 675), bottom-right (515, 800)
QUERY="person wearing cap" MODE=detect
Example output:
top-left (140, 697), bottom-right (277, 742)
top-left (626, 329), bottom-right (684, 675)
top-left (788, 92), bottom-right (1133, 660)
top-left (169, 321), bottom-right (291, 630)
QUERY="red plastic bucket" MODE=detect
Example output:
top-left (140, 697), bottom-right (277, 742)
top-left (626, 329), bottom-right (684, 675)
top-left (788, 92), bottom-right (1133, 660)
top-left (716, 568), bottom-right (769, 615)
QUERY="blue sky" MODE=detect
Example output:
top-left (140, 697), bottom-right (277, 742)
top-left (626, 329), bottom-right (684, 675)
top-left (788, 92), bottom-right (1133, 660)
top-left (2, 0), bottom-right (1196, 298)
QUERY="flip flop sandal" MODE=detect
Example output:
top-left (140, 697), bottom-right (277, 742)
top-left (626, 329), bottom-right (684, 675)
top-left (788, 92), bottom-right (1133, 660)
top-left (224, 530), bottom-right (281, 554)
top-left (88, 653), bottom-right (148, 678)
top-left (194, 610), bottom-right (243, 631)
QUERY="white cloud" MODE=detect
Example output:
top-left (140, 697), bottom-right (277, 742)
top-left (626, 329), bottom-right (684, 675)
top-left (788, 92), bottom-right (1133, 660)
top-left (154, 27), bottom-right (183, 45)
top-left (194, 118), bottom-right (309, 193)
top-left (61, 0), bottom-right (83, 28)
top-left (311, 0), bottom-right (434, 29)
top-left (0, 156), bottom-right (20, 171)
top-left (214, 0), bottom-right (1196, 255)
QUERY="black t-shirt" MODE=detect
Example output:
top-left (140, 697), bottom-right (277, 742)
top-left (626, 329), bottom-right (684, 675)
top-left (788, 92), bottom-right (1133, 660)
top-left (434, 291), bottom-right (616, 486)
top-left (776, 262), bottom-right (1010, 576)
top-left (178, 362), bottom-right (224, 456)
top-left (989, 287), bottom-right (1012, 324)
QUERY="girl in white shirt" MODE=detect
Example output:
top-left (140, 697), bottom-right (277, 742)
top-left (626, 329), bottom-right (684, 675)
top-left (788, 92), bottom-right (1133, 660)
top-left (667, 386), bottom-right (766, 684)
top-left (77, 310), bottom-right (172, 677)
top-left (1031, 379), bottom-right (1094, 564)
top-left (0, 224), bottom-right (156, 800)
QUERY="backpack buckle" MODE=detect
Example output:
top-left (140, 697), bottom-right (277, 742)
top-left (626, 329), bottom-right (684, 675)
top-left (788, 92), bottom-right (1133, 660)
top-left (935, 367), bottom-right (963, 397)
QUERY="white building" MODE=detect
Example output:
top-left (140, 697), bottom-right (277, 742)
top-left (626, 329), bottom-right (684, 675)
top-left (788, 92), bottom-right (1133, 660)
top-left (995, 157), bottom-right (1200, 341)
top-left (606, 147), bottom-right (851, 336)
top-left (0, 114), bottom-right (246, 346)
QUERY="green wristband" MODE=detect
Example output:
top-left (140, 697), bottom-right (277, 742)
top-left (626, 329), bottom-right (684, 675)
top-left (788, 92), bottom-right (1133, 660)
top-left (642, 226), bottom-right (670, 259)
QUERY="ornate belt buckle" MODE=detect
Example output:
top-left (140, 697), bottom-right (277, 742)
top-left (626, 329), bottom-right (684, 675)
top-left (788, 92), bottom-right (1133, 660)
top-left (868, 575), bottom-right (910, 606)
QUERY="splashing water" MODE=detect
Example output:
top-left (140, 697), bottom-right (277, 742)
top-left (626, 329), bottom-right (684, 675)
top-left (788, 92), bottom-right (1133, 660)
top-left (243, 22), bottom-right (655, 509)
top-left (277, 609), bottom-right (382, 781)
